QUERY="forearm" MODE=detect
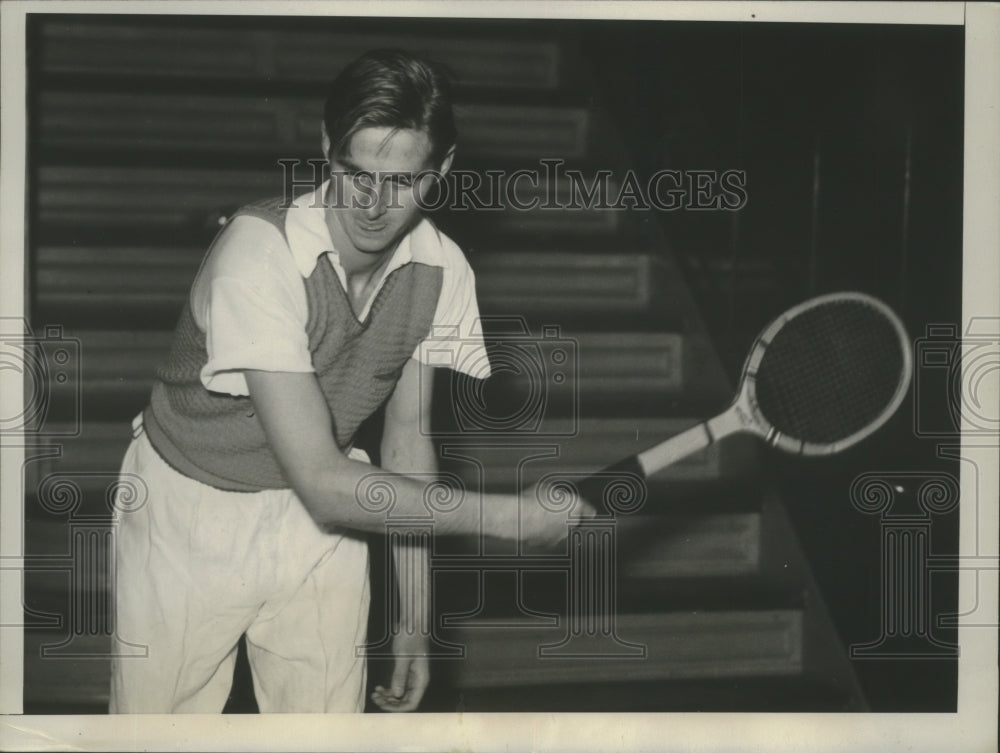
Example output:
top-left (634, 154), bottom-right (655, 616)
top-left (244, 369), bottom-right (577, 544)
top-left (381, 430), bottom-right (435, 634)
top-left (297, 457), bottom-right (505, 538)
top-left (390, 534), bottom-right (431, 634)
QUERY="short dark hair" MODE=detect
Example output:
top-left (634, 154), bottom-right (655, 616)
top-left (323, 49), bottom-right (457, 166)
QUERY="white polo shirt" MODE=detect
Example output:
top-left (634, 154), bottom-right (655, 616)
top-left (190, 181), bottom-right (492, 397)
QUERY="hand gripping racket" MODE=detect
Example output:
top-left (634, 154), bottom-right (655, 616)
top-left (576, 291), bottom-right (913, 509)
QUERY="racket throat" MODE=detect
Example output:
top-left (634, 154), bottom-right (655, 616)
top-left (709, 397), bottom-right (759, 438)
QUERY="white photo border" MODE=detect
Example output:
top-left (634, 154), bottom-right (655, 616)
top-left (1, 2), bottom-right (996, 751)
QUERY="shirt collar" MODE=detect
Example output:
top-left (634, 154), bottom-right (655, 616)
top-left (283, 180), bottom-right (445, 278)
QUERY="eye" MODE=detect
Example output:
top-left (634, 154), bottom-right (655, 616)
top-left (331, 167), bottom-right (357, 185)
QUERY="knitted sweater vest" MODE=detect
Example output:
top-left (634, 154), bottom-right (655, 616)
top-left (143, 197), bottom-right (444, 492)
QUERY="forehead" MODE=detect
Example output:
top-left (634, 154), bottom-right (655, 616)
top-left (338, 126), bottom-right (434, 172)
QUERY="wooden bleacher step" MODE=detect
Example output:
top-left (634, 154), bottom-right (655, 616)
top-left (36, 247), bottom-right (199, 318)
top-left (436, 675), bottom-right (858, 713)
top-left (471, 175), bottom-right (620, 234)
top-left (37, 166), bottom-right (281, 230)
top-left (40, 22), bottom-right (563, 90)
top-left (473, 253), bottom-right (654, 314)
top-left (40, 91), bottom-right (593, 162)
top-left (616, 512), bottom-right (761, 579)
top-left (443, 609), bottom-right (804, 688)
top-left (270, 34), bottom-right (563, 90)
top-left (462, 249), bottom-right (726, 338)
top-left (455, 104), bottom-right (591, 160)
top-left (47, 330), bottom-right (170, 420)
top-left (443, 329), bottom-right (733, 414)
top-left (35, 252), bottom-right (679, 331)
top-left (26, 422), bottom-right (132, 504)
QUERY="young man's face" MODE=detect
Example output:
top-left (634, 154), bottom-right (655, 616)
top-left (324, 126), bottom-right (450, 257)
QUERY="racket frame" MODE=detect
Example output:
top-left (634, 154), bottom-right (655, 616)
top-left (637, 291), bottom-right (913, 479)
top-left (726, 290), bottom-right (913, 456)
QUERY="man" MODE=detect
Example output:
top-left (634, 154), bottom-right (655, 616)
top-left (110, 49), bottom-right (589, 714)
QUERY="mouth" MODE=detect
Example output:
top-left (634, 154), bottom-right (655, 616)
top-left (357, 221), bottom-right (388, 234)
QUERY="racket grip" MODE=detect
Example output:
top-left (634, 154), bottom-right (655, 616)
top-left (575, 455), bottom-right (647, 515)
top-left (573, 420), bottom-right (716, 515)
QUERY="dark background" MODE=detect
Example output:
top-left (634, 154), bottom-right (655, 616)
top-left (583, 20), bottom-right (964, 711)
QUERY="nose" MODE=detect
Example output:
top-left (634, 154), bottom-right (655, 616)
top-left (363, 182), bottom-right (389, 220)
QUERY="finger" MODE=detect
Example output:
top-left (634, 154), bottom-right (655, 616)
top-left (371, 686), bottom-right (403, 710)
top-left (381, 685), bottom-right (421, 711)
top-left (371, 686), bottom-right (397, 703)
top-left (373, 686), bottom-right (407, 712)
top-left (372, 695), bottom-right (402, 711)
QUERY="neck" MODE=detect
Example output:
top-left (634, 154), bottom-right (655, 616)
top-left (341, 238), bottom-right (398, 280)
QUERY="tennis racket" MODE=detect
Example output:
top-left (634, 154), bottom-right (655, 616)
top-left (576, 291), bottom-right (913, 508)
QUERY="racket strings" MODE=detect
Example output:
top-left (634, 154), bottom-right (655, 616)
top-left (753, 300), bottom-right (906, 444)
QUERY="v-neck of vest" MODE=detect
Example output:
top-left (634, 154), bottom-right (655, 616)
top-left (332, 262), bottom-right (404, 328)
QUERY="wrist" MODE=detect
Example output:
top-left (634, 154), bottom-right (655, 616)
top-left (393, 628), bottom-right (431, 648)
top-left (481, 492), bottom-right (520, 541)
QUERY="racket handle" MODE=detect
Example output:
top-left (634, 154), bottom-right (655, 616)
top-left (575, 455), bottom-right (646, 510)
top-left (637, 420), bottom-right (715, 477)
top-left (575, 421), bottom-right (714, 513)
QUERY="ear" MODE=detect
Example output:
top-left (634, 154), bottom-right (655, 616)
top-left (437, 144), bottom-right (456, 178)
top-left (321, 123), bottom-right (331, 162)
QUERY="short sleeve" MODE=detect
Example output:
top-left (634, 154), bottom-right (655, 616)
top-left (191, 216), bottom-right (313, 396)
top-left (413, 237), bottom-right (492, 379)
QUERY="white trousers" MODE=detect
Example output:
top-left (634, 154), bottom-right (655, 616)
top-left (109, 416), bottom-right (371, 713)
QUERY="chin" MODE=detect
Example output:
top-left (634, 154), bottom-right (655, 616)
top-left (352, 236), bottom-right (395, 254)
top-left (351, 224), bottom-right (407, 254)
